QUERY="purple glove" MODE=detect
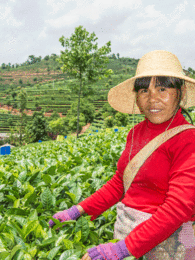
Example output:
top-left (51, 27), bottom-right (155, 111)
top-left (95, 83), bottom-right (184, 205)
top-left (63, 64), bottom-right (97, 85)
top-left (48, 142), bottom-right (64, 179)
top-left (87, 240), bottom-right (130, 260)
top-left (49, 206), bottom-right (80, 227)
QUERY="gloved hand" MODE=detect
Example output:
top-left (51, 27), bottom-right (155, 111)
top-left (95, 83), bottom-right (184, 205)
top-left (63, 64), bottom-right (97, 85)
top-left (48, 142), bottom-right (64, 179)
top-left (49, 205), bottom-right (81, 227)
top-left (87, 240), bottom-right (131, 260)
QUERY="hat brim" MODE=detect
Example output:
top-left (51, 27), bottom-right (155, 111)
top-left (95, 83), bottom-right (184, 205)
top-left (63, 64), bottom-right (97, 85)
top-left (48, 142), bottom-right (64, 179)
top-left (108, 72), bottom-right (195, 114)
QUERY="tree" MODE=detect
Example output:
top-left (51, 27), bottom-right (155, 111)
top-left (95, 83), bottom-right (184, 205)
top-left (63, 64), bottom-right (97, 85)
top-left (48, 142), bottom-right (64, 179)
top-left (10, 89), bottom-right (27, 146)
top-left (26, 111), bottom-right (49, 142)
top-left (1, 63), bottom-right (6, 69)
top-left (112, 53), bottom-right (117, 59)
top-left (44, 55), bottom-right (50, 61)
top-left (11, 91), bottom-right (17, 100)
top-left (51, 53), bottom-right (57, 60)
top-left (18, 89), bottom-right (27, 145)
top-left (117, 53), bottom-right (120, 59)
top-left (58, 25), bottom-right (112, 138)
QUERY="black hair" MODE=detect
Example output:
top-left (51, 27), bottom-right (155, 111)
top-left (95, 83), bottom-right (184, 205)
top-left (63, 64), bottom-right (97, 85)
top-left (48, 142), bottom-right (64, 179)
top-left (134, 76), bottom-right (193, 125)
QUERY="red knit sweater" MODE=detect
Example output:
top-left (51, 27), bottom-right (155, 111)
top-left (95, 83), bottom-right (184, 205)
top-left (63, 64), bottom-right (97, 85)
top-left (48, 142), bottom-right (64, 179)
top-left (78, 108), bottom-right (195, 258)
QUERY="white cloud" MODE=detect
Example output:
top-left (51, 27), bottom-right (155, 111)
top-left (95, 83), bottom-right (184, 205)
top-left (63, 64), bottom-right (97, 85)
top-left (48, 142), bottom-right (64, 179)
top-left (8, 36), bottom-right (17, 45)
top-left (166, 0), bottom-right (188, 27)
top-left (91, 0), bottom-right (142, 11)
top-left (46, 11), bottom-right (79, 28)
top-left (47, 0), bottom-right (74, 15)
top-left (136, 1), bottom-right (188, 29)
top-left (175, 19), bottom-right (195, 34)
top-left (38, 28), bottom-right (47, 39)
top-left (144, 5), bottom-right (162, 18)
top-left (0, 5), bottom-right (22, 26)
top-left (137, 20), bottom-right (157, 30)
top-left (46, 0), bottom-right (142, 28)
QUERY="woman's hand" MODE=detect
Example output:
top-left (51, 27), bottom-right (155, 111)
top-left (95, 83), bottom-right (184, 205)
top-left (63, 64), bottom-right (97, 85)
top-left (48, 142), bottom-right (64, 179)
top-left (81, 252), bottom-right (92, 260)
top-left (84, 240), bottom-right (131, 260)
top-left (49, 205), bottom-right (81, 227)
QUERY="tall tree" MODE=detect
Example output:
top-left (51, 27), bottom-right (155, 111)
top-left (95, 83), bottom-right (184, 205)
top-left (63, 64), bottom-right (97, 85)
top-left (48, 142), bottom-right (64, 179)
top-left (18, 89), bottom-right (27, 145)
top-left (58, 25), bottom-right (112, 138)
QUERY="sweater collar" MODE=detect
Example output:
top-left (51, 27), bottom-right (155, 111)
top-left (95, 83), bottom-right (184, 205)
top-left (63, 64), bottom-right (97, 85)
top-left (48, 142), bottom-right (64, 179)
top-left (145, 107), bottom-right (184, 130)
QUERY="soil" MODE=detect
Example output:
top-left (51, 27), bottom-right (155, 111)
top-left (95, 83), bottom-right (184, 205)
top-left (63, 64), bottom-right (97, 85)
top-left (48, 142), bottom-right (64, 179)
top-left (0, 104), bottom-right (65, 117)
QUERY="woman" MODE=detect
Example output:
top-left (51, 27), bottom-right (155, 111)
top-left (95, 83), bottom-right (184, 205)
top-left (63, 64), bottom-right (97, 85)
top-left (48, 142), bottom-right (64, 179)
top-left (49, 50), bottom-right (195, 259)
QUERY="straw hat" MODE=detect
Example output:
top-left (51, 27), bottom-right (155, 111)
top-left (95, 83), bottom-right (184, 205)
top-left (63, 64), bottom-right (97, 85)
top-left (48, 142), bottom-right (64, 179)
top-left (108, 50), bottom-right (195, 114)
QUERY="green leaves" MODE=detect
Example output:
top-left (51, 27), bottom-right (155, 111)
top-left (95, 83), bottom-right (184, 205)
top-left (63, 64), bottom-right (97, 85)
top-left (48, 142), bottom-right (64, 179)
top-left (75, 217), bottom-right (90, 242)
top-left (0, 125), bottom-right (131, 258)
top-left (41, 187), bottom-right (53, 209)
top-left (59, 249), bottom-right (81, 260)
top-left (58, 25), bottom-right (111, 82)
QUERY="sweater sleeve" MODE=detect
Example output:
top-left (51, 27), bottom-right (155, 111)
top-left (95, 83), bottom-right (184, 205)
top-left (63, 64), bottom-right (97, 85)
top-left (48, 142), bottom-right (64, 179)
top-left (78, 130), bottom-right (133, 220)
top-left (78, 170), bottom-right (124, 220)
top-left (125, 136), bottom-right (195, 258)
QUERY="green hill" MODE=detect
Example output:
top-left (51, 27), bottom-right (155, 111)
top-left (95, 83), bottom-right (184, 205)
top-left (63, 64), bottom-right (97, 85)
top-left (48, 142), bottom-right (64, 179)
top-left (0, 54), bottom-right (194, 135)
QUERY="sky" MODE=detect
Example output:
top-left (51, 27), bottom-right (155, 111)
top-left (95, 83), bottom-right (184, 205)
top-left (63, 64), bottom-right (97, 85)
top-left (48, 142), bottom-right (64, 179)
top-left (1, 0), bottom-right (195, 70)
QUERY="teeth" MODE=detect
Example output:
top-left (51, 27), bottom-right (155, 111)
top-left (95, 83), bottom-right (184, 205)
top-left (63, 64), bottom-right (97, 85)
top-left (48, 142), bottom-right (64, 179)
top-left (150, 110), bottom-right (161, 112)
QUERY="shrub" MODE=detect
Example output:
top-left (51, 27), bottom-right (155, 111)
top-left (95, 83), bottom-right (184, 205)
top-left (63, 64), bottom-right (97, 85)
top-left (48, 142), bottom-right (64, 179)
top-left (47, 111), bottom-right (60, 121)
top-left (114, 112), bottom-right (129, 127)
top-left (104, 116), bottom-right (114, 128)
top-left (35, 106), bottom-right (42, 111)
top-left (101, 102), bottom-right (117, 117)
top-left (102, 112), bottom-right (110, 119)
top-left (49, 117), bottom-right (70, 135)
top-left (68, 113), bottom-right (86, 133)
top-left (66, 98), bottom-right (95, 124)
top-left (19, 78), bottom-right (23, 84)
top-left (94, 110), bottom-right (103, 120)
top-left (6, 100), bottom-right (11, 106)
top-left (7, 118), bottom-right (14, 126)
top-left (13, 103), bottom-right (17, 109)
top-left (25, 111), bottom-right (50, 143)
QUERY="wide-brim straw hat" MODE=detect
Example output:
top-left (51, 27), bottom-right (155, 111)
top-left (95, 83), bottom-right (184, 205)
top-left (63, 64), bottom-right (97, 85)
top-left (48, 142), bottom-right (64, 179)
top-left (108, 50), bottom-right (195, 114)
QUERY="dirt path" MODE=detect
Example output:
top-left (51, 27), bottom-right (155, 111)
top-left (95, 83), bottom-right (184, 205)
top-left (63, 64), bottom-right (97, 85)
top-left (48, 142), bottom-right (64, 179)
top-left (0, 105), bottom-right (65, 117)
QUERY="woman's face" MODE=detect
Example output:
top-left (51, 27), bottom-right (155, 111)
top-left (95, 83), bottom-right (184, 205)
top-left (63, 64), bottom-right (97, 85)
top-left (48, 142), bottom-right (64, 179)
top-left (136, 76), bottom-right (185, 124)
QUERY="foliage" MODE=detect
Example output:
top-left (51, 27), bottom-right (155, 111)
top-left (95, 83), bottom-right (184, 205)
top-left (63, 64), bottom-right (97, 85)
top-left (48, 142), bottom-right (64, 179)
top-left (49, 117), bottom-right (70, 136)
top-left (66, 98), bottom-right (95, 124)
top-left (100, 102), bottom-right (118, 117)
top-left (25, 111), bottom-right (50, 143)
top-left (104, 116), bottom-right (115, 128)
top-left (0, 126), bottom-right (141, 259)
top-left (58, 25), bottom-right (112, 138)
top-left (47, 111), bottom-right (61, 122)
top-left (114, 112), bottom-right (129, 127)
top-left (68, 113), bottom-right (86, 133)
top-left (9, 89), bottom-right (28, 146)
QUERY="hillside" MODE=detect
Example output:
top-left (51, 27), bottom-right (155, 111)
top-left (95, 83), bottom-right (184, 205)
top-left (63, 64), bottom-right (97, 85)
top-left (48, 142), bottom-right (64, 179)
top-left (0, 54), bottom-right (194, 135)
top-left (0, 55), bottom-right (140, 132)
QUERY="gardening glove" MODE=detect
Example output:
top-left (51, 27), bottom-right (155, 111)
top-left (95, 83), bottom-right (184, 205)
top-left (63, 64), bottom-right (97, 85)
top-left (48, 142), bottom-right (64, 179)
top-left (49, 205), bottom-right (80, 227)
top-left (87, 240), bottom-right (130, 260)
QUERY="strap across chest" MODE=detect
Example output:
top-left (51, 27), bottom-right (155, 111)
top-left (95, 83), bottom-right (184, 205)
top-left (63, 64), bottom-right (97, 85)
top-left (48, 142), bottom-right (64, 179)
top-left (123, 124), bottom-right (195, 193)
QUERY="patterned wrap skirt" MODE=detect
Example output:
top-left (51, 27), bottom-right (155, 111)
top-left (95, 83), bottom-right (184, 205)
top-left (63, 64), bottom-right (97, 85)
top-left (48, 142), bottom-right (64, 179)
top-left (113, 202), bottom-right (195, 260)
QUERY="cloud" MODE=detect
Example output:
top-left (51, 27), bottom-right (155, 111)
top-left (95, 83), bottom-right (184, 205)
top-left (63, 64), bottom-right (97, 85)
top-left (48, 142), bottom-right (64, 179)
top-left (12, 0), bottom-right (46, 32)
top-left (175, 19), bottom-right (195, 34)
top-left (46, 0), bottom-right (142, 29)
top-left (136, 1), bottom-right (188, 28)
top-left (166, 0), bottom-right (188, 27)
top-left (47, 0), bottom-right (75, 15)
top-left (46, 12), bottom-right (79, 28)
top-left (0, 4), bottom-right (22, 27)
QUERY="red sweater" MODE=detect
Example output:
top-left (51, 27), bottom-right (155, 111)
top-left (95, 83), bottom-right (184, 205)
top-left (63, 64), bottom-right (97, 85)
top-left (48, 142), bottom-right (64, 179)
top-left (79, 108), bottom-right (195, 258)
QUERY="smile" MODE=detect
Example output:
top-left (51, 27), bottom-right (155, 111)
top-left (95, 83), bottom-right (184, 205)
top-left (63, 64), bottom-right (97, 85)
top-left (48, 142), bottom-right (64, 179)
top-left (149, 110), bottom-right (162, 113)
